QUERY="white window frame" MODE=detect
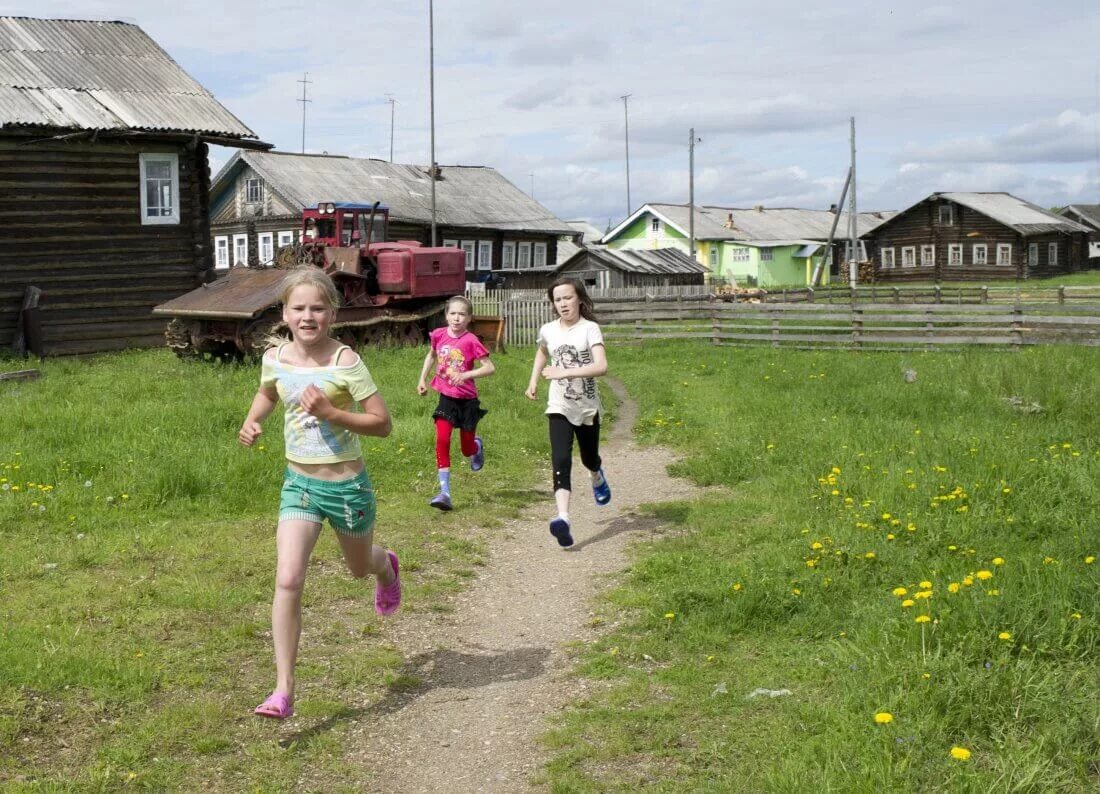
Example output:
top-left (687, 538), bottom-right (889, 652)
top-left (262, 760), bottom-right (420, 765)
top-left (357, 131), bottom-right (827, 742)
top-left (477, 240), bottom-right (493, 271)
top-left (533, 242), bottom-right (547, 268)
top-left (258, 232), bottom-right (274, 265)
top-left (139, 152), bottom-right (180, 225)
top-left (996, 243), bottom-right (1012, 266)
top-left (650, 217), bottom-right (660, 234)
top-left (948, 244), bottom-right (963, 266)
top-left (245, 177), bottom-right (263, 204)
top-left (938, 204), bottom-right (954, 226)
top-left (277, 230), bottom-right (295, 248)
top-left (708, 246), bottom-right (719, 267)
top-left (731, 247), bottom-right (750, 262)
top-left (881, 247), bottom-right (896, 269)
top-left (972, 244), bottom-right (987, 266)
top-left (214, 235), bottom-right (229, 269)
top-left (517, 242), bottom-right (532, 269)
top-left (460, 241), bottom-right (476, 270)
top-left (1048, 242), bottom-right (1058, 266)
top-left (232, 234), bottom-right (248, 266)
top-left (901, 246), bottom-right (916, 268)
top-left (760, 247), bottom-right (774, 261)
top-left (1028, 242), bottom-right (1038, 265)
top-left (502, 241), bottom-right (516, 269)
top-left (920, 245), bottom-right (934, 267)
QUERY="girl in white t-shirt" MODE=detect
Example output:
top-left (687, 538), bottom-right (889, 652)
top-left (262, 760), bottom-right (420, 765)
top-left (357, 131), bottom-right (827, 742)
top-left (525, 278), bottom-right (611, 547)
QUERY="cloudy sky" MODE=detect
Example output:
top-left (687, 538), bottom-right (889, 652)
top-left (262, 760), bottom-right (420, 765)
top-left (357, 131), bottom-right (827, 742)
top-left (21, 0), bottom-right (1100, 226)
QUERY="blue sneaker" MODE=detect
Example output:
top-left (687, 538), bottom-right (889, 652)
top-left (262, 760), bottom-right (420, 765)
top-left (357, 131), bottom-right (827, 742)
top-left (549, 517), bottom-right (574, 547)
top-left (470, 437), bottom-right (485, 472)
top-left (430, 492), bottom-right (453, 511)
top-left (592, 469), bottom-right (611, 506)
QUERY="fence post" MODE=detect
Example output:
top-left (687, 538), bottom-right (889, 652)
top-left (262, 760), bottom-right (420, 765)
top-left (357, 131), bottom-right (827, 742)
top-left (852, 305), bottom-right (863, 349)
top-left (808, 287), bottom-right (815, 304)
top-left (711, 300), bottom-right (720, 346)
top-left (1058, 285), bottom-right (1065, 305)
top-left (893, 287), bottom-right (900, 304)
top-left (925, 306), bottom-right (935, 351)
top-left (981, 285), bottom-right (988, 304)
top-left (934, 284), bottom-right (942, 304)
top-left (1011, 304), bottom-right (1024, 349)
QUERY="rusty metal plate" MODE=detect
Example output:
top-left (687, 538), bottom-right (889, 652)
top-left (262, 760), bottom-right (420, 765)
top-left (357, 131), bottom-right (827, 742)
top-left (152, 268), bottom-right (288, 319)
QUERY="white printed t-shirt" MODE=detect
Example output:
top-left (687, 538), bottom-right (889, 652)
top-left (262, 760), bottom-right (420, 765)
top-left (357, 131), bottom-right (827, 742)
top-left (536, 317), bottom-right (604, 426)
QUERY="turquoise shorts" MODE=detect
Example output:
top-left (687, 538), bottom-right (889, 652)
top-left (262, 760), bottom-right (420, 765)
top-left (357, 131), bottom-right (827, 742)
top-left (279, 468), bottom-right (377, 536)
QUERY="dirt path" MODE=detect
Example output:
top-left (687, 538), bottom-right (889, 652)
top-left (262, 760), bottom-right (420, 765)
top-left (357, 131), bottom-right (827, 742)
top-left (341, 380), bottom-right (698, 791)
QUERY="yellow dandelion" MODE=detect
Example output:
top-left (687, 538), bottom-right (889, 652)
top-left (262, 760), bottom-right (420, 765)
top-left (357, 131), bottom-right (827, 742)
top-left (873, 712), bottom-right (894, 724)
top-left (963, 575), bottom-right (975, 586)
top-left (806, 559), bottom-right (818, 568)
top-left (731, 582), bottom-right (743, 591)
top-left (1070, 613), bottom-right (1081, 620)
top-left (1085, 556), bottom-right (1095, 565)
top-left (915, 615), bottom-right (931, 624)
top-left (901, 599), bottom-right (915, 608)
top-left (987, 589), bottom-right (1000, 597)
top-left (998, 631), bottom-right (1012, 641)
top-left (892, 587), bottom-right (908, 597)
top-left (914, 590), bottom-right (933, 600)
top-left (947, 582), bottom-right (960, 593)
top-left (791, 588), bottom-right (801, 596)
top-left (921, 672), bottom-right (931, 680)
top-left (664, 612), bottom-right (675, 620)
top-left (975, 570), bottom-right (993, 581)
top-left (992, 557), bottom-right (1004, 565)
top-left (919, 580), bottom-right (933, 589)
top-left (882, 512), bottom-right (892, 520)
top-left (950, 746), bottom-right (971, 761)
top-left (948, 545), bottom-right (957, 551)
top-left (811, 541), bottom-right (824, 550)
top-left (864, 552), bottom-right (876, 560)
top-left (1043, 556), bottom-right (1056, 565)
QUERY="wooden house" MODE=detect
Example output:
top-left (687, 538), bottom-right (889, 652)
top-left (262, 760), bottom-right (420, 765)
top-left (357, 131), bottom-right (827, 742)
top-left (601, 203), bottom-right (892, 287)
top-left (0, 16), bottom-right (268, 355)
top-left (553, 246), bottom-right (708, 290)
top-left (1056, 204), bottom-right (1100, 262)
top-left (209, 151), bottom-right (575, 286)
top-left (863, 192), bottom-right (1091, 282)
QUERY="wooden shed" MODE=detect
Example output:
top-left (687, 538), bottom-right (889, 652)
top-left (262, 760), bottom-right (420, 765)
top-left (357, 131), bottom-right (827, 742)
top-left (0, 16), bottom-right (269, 355)
top-left (554, 246), bottom-right (709, 290)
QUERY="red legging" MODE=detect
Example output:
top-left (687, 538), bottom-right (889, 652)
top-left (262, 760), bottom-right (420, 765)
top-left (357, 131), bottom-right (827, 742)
top-left (435, 418), bottom-right (477, 469)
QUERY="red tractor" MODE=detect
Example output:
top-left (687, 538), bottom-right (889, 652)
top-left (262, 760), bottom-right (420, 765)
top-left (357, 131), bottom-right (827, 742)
top-left (153, 202), bottom-right (469, 358)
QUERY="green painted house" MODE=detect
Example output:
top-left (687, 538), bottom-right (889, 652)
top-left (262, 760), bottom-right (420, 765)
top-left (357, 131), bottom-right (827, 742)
top-left (601, 203), bottom-right (894, 287)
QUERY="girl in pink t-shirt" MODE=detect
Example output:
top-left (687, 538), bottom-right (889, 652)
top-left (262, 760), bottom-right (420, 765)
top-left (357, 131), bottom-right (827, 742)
top-left (417, 296), bottom-right (495, 510)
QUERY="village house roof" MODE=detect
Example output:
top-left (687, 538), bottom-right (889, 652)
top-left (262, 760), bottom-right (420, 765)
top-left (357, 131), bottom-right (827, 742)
top-left (214, 150), bottom-right (575, 234)
top-left (559, 245), bottom-right (709, 276)
top-left (603, 203), bottom-right (894, 245)
top-left (1058, 204), bottom-right (1100, 231)
top-left (931, 193), bottom-right (1090, 236)
top-left (0, 16), bottom-right (264, 145)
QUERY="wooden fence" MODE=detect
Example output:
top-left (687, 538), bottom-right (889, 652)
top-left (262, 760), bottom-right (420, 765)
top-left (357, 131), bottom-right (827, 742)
top-left (469, 286), bottom-right (1100, 350)
top-left (741, 284), bottom-right (1100, 306)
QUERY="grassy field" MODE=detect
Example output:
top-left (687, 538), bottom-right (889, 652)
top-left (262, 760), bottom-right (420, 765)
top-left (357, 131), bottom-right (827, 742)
top-left (0, 346), bottom-right (550, 790)
top-left (544, 342), bottom-right (1099, 791)
top-left (2, 339), bottom-right (1097, 790)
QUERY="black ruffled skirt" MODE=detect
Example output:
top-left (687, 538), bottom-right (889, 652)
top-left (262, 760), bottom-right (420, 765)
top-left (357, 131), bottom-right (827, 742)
top-left (432, 394), bottom-right (487, 431)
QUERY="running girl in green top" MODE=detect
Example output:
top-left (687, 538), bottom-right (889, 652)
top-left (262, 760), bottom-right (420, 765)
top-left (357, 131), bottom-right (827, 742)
top-left (238, 267), bottom-right (401, 720)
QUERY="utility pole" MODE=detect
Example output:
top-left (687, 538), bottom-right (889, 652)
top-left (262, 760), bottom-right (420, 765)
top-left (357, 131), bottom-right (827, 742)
top-left (848, 116), bottom-right (858, 288)
top-left (297, 72), bottom-right (311, 154)
top-left (529, 173), bottom-right (535, 199)
top-left (428, 0), bottom-right (437, 246)
top-left (385, 94), bottom-right (396, 163)
top-left (688, 128), bottom-right (701, 261)
top-left (621, 94), bottom-right (632, 217)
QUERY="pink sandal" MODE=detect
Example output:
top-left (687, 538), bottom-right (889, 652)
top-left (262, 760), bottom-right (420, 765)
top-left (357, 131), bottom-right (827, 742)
top-left (375, 551), bottom-right (402, 615)
top-left (254, 691), bottom-right (294, 720)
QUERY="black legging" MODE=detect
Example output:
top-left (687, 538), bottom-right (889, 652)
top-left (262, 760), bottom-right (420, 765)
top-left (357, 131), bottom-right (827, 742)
top-left (548, 413), bottom-right (602, 492)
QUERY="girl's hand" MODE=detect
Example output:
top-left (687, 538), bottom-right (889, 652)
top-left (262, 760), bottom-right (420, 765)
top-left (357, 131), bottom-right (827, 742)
top-left (541, 365), bottom-right (567, 380)
top-left (238, 421), bottom-right (262, 447)
top-left (300, 384), bottom-right (335, 419)
top-left (417, 380), bottom-right (428, 396)
top-left (525, 384), bottom-right (538, 400)
top-left (447, 371), bottom-right (468, 386)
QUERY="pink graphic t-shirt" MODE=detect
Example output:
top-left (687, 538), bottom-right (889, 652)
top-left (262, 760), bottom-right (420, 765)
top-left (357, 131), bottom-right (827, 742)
top-left (429, 328), bottom-right (490, 400)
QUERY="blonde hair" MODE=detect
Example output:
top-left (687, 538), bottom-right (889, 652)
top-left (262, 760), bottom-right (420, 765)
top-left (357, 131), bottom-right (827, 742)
top-left (446, 295), bottom-right (473, 313)
top-left (279, 267), bottom-right (342, 310)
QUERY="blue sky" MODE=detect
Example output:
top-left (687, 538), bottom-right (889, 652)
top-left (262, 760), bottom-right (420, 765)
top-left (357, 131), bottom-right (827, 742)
top-left (15, 0), bottom-right (1100, 227)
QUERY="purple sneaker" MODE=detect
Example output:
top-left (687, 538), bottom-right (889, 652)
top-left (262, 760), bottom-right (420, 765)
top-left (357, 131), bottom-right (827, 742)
top-left (375, 551), bottom-right (402, 615)
top-left (549, 517), bottom-right (574, 548)
top-left (470, 437), bottom-right (485, 472)
top-left (429, 492), bottom-right (453, 511)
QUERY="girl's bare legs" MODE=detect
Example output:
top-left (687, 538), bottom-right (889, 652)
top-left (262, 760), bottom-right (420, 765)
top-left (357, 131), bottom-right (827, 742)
top-left (336, 530), bottom-right (396, 583)
top-left (272, 519), bottom-right (323, 699)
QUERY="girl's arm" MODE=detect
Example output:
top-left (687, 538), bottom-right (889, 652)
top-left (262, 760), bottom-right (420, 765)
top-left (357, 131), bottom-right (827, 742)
top-left (300, 388), bottom-right (393, 438)
top-left (525, 345), bottom-right (549, 400)
top-left (238, 386), bottom-right (278, 446)
top-left (450, 356), bottom-right (495, 385)
top-left (541, 343), bottom-right (607, 381)
top-left (417, 348), bottom-right (436, 395)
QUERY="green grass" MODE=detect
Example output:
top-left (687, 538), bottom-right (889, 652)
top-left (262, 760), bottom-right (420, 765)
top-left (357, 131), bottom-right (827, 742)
top-left (0, 346), bottom-right (549, 790)
top-left (545, 342), bottom-right (1099, 791)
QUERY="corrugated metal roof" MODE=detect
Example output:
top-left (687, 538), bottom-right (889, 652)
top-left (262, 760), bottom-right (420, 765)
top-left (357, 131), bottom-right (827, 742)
top-left (645, 203), bottom-right (894, 242)
top-left (566, 220), bottom-right (605, 244)
top-left (564, 246), bottom-right (709, 275)
top-left (556, 238), bottom-right (582, 265)
top-left (1058, 204), bottom-right (1100, 231)
top-left (227, 151), bottom-right (575, 234)
top-left (937, 192), bottom-right (1089, 235)
top-left (0, 16), bottom-right (258, 139)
